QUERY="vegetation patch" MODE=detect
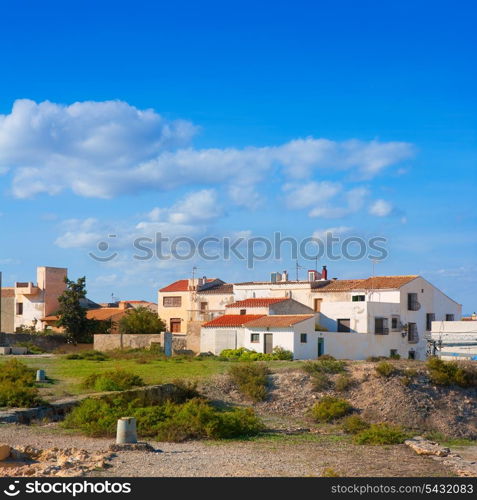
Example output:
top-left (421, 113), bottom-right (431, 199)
top-left (228, 363), bottom-right (270, 402)
top-left (353, 423), bottom-right (409, 445)
top-left (341, 415), bottom-right (370, 435)
top-left (62, 396), bottom-right (263, 441)
top-left (220, 347), bottom-right (293, 361)
top-left (310, 372), bottom-right (332, 391)
top-left (66, 350), bottom-right (109, 361)
top-left (310, 396), bottom-right (352, 423)
top-left (302, 359), bottom-right (346, 375)
top-left (13, 342), bottom-right (47, 354)
top-left (375, 361), bottom-right (396, 378)
top-left (0, 359), bottom-right (44, 408)
top-left (82, 369), bottom-right (145, 392)
top-left (426, 357), bottom-right (477, 388)
top-left (335, 374), bottom-right (354, 392)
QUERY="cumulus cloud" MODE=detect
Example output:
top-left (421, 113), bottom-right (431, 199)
top-left (0, 99), bottom-right (414, 201)
top-left (54, 218), bottom-right (105, 248)
top-left (313, 226), bottom-right (353, 239)
top-left (369, 199), bottom-right (393, 217)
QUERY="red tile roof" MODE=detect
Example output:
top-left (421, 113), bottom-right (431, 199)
top-left (202, 314), bottom-right (265, 328)
top-left (159, 279), bottom-right (190, 292)
top-left (226, 297), bottom-right (288, 308)
top-left (245, 315), bottom-right (314, 328)
top-left (313, 275), bottom-right (418, 292)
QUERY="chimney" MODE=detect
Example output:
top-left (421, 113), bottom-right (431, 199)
top-left (321, 265), bottom-right (328, 280)
top-left (308, 270), bottom-right (317, 282)
top-left (282, 270), bottom-right (288, 282)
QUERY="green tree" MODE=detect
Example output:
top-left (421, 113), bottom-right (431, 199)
top-left (119, 307), bottom-right (166, 335)
top-left (56, 276), bottom-right (92, 344)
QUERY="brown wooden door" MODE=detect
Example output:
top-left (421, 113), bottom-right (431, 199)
top-left (314, 298), bottom-right (322, 312)
top-left (264, 333), bottom-right (273, 354)
top-left (170, 319), bottom-right (181, 333)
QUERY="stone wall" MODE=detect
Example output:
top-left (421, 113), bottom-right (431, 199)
top-left (94, 333), bottom-right (186, 352)
top-left (0, 332), bottom-right (67, 351)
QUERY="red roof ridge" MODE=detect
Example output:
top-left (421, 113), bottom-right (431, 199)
top-left (226, 297), bottom-right (289, 308)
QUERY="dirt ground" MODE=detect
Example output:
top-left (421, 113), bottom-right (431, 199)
top-left (0, 423), bottom-right (459, 477)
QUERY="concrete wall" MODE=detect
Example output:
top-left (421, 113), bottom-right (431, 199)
top-left (0, 290), bottom-right (15, 333)
top-left (0, 332), bottom-right (67, 351)
top-left (94, 333), bottom-right (187, 352)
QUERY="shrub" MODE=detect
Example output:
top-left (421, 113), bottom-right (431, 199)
top-left (322, 467), bottom-right (339, 477)
top-left (389, 352), bottom-right (401, 360)
top-left (302, 359), bottom-right (346, 375)
top-left (228, 363), bottom-right (270, 402)
top-left (353, 423), bottom-right (409, 445)
top-left (341, 415), bottom-right (370, 434)
top-left (82, 369), bottom-right (144, 392)
top-left (310, 373), bottom-right (331, 391)
top-left (335, 374), bottom-right (354, 392)
top-left (427, 357), bottom-right (477, 388)
top-left (0, 359), bottom-right (44, 408)
top-left (310, 396), bottom-right (352, 422)
top-left (317, 354), bottom-right (335, 360)
top-left (220, 347), bottom-right (293, 361)
top-left (62, 396), bottom-right (263, 441)
top-left (13, 342), bottom-right (46, 354)
top-left (375, 361), bottom-right (396, 378)
top-left (66, 350), bottom-right (109, 361)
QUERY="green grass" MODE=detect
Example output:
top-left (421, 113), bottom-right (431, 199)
top-left (0, 356), bottom-right (304, 400)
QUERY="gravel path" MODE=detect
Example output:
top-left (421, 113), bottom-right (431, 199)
top-left (0, 423), bottom-right (455, 477)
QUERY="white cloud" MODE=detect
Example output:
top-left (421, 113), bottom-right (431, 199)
top-left (313, 226), bottom-right (353, 239)
top-left (54, 218), bottom-right (104, 248)
top-left (369, 199), bottom-right (393, 217)
top-left (0, 99), bottom-right (414, 201)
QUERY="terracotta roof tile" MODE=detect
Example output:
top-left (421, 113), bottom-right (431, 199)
top-left (159, 279), bottom-right (190, 292)
top-left (245, 315), bottom-right (314, 328)
top-left (226, 297), bottom-right (288, 308)
top-left (202, 314), bottom-right (265, 328)
top-left (313, 275), bottom-right (418, 292)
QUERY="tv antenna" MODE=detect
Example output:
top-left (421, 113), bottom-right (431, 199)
top-left (295, 260), bottom-right (304, 281)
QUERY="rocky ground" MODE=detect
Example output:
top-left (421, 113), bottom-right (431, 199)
top-left (0, 423), bottom-right (461, 477)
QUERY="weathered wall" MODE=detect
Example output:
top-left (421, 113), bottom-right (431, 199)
top-left (94, 333), bottom-right (187, 352)
top-left (0, 332), bottom-right (67, 351)
top-left (0, 291), bottom-right (15, 333)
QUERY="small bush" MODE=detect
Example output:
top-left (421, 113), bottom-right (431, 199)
top-left (317, 354), bottom-right (335, 360)
top-left (66, 350), bottom-right (109, 361)
top-left (427, 357), bottom-right (477, 388)
top-left (310, 373), bottom-right (331, 391)
top-left (82, 369), bottom-right (144, 392)
top-left (341, 415), bottom-right (370, 434)
top-left (389, 352), bottom-right (401, 360)
top-left (13, 342), bottom-right (46, 354)
top-left (353, 423), bottom-right (409, 445)
top-left (303, 359), bottom-right (346, 375)
top-left (335, 374), bottom-right (354, 392)
top-left (310, 396), bottom-right (352, 422)
top-left (375, 361), bottom-right (396, 378)
top-left (228, 363), bottom-right (270, 402)
top-left (62, 396), bottom-right (263, 441)
top-left (322, 467), bottom-right (339, 477)
top-left (0, 359), bottom-right (44, 408)
top-left (220, 347), bottom-right (293, 361)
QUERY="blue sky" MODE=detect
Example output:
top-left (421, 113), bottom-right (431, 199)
top-left (0, 0), bottom-right (475, 311)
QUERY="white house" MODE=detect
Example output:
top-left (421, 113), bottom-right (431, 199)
top-left (430, 319), bottom-right (477, 360)
top-left (233, 273), bottom-right (461, 360)
top-left (200, 313), bottom-right (318, 359)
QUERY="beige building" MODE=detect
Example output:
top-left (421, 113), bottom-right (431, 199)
top-left (1, 287), bottom-right (15, 333)
top-left (14, 266), bottom-right (67, 332)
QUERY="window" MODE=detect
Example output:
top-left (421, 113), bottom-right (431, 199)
top-left (337, 318), bottom-right (351, 332)
top-left (390, 349), bottom-right (398, 358)
top-left (407, 293), bottom-right (419, 311)
top-left (352, 295), bottom-right (365, 302)
top-left (314, 298), bottom-right (322, 312)
top-left (300, 333), bottom-right (307, 343)
top-left (446, 314), bottom-right (455, 321)
top-left (426, 313), bottom-right (435, 331)
top-left (163, 296), bottom-right (182, 307)
top-left (391, 316), bottom-right (400, 331)
top-left (375, 317), bottom-right (389, 335)
top-left (250, 333), bottom-right (260, 343)
top-left (408, 323), bottom-right (418, 343)
top-left (200, 302), bottom-right (208, 311)
top-left (240, 309), bottom-right (247, 315)
top-left (16, 303), bottom-right (23, 315)
top-left (408, 350), bottom-right (416, 360)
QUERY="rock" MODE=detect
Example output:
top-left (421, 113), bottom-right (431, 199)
top-left (0, 444), bottom-right (11, 461)
top-left (109, 442), bottom-right (156, 452)
top-left (405, 436), bottom-right (450, 457)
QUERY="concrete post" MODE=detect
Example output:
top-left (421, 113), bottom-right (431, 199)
top-left (164, 331), bottom-right (172, 357)
top-left (116, 417), bottom-right (137, 444)
top-left (36, 369), bottom-right (46, 382)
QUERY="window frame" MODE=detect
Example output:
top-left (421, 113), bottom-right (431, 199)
top-left (374, 317), bottom-right (389, 335)
top-left (163, 296), bottom-right (182, 307)
top-left (250, 333), bottom-right (260, 343)
top-left (300, 333), bottom-right (308, 343)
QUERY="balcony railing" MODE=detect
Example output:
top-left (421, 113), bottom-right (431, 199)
top-left (375, 328), bottom-right (390, 335)
top-left (14, 282), bottom-right (40, 295)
